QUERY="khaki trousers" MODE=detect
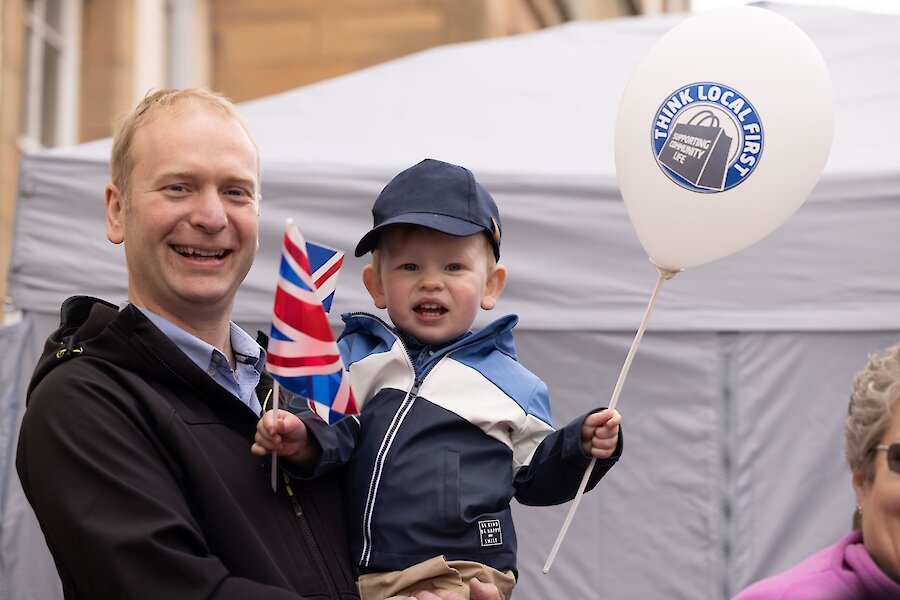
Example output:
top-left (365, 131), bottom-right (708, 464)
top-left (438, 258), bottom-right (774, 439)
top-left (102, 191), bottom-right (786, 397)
top-left (356, 555), bottom-right (516, 600)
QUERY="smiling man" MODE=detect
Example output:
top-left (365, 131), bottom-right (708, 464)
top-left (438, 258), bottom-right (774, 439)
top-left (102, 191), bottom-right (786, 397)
top-left (15, 89), bottom-right (360, 600)
top-left (103, 92), bottom-right (265, 413)
top-left (105, 93), bottom-right (260, 352)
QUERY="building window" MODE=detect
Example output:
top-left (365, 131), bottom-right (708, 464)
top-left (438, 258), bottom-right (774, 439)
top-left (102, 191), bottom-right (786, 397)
top-left (20, 0), bottom-right (81, 152)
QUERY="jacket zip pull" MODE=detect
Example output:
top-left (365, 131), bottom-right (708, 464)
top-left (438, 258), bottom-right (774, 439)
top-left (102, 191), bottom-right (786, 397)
top-left (283, 474), bottom-right (302, 517)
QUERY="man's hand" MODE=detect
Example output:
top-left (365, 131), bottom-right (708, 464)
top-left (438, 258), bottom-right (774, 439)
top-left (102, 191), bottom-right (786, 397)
top-left (581, 408), bottom-right (621, 458)
top-left (409, 578), bottom-right (502, 600)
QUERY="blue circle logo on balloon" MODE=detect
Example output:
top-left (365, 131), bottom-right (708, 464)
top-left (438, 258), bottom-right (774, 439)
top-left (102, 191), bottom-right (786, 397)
top-left (651, 82), bottom-right (763, 193)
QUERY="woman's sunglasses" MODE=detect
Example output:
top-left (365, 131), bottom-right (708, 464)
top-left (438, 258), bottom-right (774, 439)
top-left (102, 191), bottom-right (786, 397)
top-left (875, 443), bottom-right (900, 474)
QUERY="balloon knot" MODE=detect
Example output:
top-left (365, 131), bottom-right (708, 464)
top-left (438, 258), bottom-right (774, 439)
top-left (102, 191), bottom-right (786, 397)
top-left (649, 258), bottom-right (683, 280)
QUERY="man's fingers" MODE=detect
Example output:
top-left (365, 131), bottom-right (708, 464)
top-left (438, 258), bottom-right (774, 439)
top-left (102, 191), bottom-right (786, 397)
top-left (468, 579), bottom-right (501, 600)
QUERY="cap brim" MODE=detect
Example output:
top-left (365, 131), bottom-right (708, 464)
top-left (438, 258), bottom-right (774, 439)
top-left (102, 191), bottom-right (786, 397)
top-left (354, 213), bottom-right (485, 257)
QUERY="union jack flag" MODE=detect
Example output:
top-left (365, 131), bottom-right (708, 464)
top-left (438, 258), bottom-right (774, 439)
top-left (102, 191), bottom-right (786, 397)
top-left (267, 219), bottom-right (358, 424)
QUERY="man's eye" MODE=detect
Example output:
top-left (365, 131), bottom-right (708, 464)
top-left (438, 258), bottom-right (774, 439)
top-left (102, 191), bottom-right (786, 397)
top-left (166, 184), bottom-right (188, 193)
top-left (225, 188), bottom-right (250, 197)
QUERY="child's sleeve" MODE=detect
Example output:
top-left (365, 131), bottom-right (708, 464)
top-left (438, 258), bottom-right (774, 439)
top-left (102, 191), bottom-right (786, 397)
top-left (511, 383), bottom-right (622, 506)
top-left (294, 404), bottom-right (361, 477)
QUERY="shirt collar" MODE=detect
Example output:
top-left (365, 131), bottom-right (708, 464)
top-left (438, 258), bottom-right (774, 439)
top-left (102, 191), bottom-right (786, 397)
top-left (229, 321), bottom-right (266, 369)
top-left (133, 305), bottom-right (266, 373)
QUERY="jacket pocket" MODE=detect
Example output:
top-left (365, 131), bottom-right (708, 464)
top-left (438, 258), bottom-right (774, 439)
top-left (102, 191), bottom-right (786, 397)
top-left (440, 449), bottom-right (461, 530)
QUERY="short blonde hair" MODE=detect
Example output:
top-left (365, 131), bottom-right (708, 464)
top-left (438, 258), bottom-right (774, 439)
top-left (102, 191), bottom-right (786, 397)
top-left (369, 225), bottom-right (498, 274)
top-left (110, 88), bottom-right (259, 206)
top-left (845, 343), bottom-right (900, 483)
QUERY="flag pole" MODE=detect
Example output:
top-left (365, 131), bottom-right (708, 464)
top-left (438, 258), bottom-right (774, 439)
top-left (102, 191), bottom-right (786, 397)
top-left (267, 217), bottom-right (356, 491)
top-left (543, 260), bottom-right (680, 573)
top-left (271, 378), bottom-right (279, 492)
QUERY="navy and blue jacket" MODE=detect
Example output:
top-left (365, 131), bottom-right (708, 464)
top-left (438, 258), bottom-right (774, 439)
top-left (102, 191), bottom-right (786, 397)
top-left (298, 312), bottom-right (622, 577)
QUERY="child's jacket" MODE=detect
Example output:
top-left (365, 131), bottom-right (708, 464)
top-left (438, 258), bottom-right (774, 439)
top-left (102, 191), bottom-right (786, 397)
top-left (297, 312), bottom-right (622, 577)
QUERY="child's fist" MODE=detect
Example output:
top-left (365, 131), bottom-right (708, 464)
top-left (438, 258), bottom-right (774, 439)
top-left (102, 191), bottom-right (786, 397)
top-left (581, 408), bottom-right (621, 459)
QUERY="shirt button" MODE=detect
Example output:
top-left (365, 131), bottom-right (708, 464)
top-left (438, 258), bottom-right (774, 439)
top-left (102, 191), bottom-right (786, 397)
top-left (212, 354), bottom-right (221, 363)
top-left (207, 368), bottom-right (216, 376)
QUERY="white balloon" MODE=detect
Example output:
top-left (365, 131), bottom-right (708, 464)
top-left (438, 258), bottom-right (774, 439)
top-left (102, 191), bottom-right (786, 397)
top-left (615, 6), bottom-right (834, 271)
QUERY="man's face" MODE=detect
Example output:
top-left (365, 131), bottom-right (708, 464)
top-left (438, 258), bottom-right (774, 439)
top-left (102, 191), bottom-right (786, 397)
top-left (105, 101), bottom-right (259, 329)
top-left (363, 227), bottom-right (505, 345)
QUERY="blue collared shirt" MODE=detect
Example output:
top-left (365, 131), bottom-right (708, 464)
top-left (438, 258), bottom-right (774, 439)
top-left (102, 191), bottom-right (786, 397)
top-left (135, 305), bottom-right (266, 415)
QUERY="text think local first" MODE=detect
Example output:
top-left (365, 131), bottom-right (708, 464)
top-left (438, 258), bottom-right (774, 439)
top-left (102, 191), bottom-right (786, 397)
top-left (654, 84), bottom-right (763, 178)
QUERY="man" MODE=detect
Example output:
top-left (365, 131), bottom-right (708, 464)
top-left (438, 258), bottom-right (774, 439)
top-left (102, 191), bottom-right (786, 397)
top-left (16, 89), bottom-right (500, 600)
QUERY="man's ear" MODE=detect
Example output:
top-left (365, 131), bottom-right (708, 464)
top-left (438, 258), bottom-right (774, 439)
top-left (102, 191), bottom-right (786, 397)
top-left (481, 263), bottom-right (507, 310)
top-left (362, 263), bottom-right (387, 309)
top-left (105, 184), bottom-right (125, 245)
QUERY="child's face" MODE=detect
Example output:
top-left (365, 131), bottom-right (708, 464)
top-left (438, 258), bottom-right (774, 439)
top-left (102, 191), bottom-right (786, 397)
top-left (363, 227), bottom-right (506, 345)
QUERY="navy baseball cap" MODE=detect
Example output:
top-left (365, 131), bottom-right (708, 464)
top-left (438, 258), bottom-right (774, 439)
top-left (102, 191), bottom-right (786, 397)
top-left (354, 158), bottom-right (502, 260)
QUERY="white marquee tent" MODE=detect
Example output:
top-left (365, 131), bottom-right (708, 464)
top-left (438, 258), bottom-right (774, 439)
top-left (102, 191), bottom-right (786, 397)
top-left (3, 3), bottom-right (900, 599)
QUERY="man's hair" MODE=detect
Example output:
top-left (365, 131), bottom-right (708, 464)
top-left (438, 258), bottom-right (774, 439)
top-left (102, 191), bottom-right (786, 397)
top-left (110, 88), bottom-right (259, 206)
top-left (369, 225), bottom-right (498, 275)
top-left (846, 343), bottom-right (900, 483)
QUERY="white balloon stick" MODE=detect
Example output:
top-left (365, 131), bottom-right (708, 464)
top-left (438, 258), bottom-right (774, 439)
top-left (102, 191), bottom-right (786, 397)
top-left (543, 261), bottom-right (680, 574)
top-left (606, 262), bottom-right (680, 414)
top-left (271, 379), bottom-right (279, 492)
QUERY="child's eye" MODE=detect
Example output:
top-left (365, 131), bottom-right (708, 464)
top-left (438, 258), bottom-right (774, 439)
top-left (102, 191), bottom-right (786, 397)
top-left (400, 263), bottom-right (418, 271)
top-left (446, 264), bottom-right (462, 272)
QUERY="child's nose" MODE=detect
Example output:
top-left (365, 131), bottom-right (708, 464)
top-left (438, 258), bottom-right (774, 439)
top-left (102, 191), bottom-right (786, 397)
top-left (419, 272), bottom-right (444, 290)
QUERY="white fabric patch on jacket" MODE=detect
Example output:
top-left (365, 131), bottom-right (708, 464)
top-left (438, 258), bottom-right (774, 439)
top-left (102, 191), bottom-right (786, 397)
top-left (420, 358), bottom-right (554, 474)
top-left (349, 341), bottom-right (413, 408)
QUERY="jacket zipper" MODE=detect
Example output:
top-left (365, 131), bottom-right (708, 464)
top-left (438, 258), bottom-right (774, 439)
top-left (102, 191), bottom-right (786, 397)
top-left (359, 366), bottom-right (420, 566)
top-left (284, 475), bottom-right (340, 598)
top-left (272, 362), bottom-right (340, 598)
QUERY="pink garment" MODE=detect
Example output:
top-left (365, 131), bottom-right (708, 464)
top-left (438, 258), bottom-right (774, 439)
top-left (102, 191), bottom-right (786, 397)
top-left (733, 531), bottom-right (900, 600)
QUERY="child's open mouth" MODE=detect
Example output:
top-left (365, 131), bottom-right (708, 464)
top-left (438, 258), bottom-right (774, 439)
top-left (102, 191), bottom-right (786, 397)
top-left (414, 303), bottom-right (447, 317)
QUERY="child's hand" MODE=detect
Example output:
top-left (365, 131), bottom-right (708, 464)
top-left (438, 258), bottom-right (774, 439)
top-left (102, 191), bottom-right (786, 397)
top-left (581, 408), bottom-right (621, 459)
top-left (251, 409), bottom-right (319, 467)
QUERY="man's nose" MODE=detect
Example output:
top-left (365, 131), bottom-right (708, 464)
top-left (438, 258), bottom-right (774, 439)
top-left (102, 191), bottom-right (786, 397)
top-left (190, 187), bottom-right (228, 232)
